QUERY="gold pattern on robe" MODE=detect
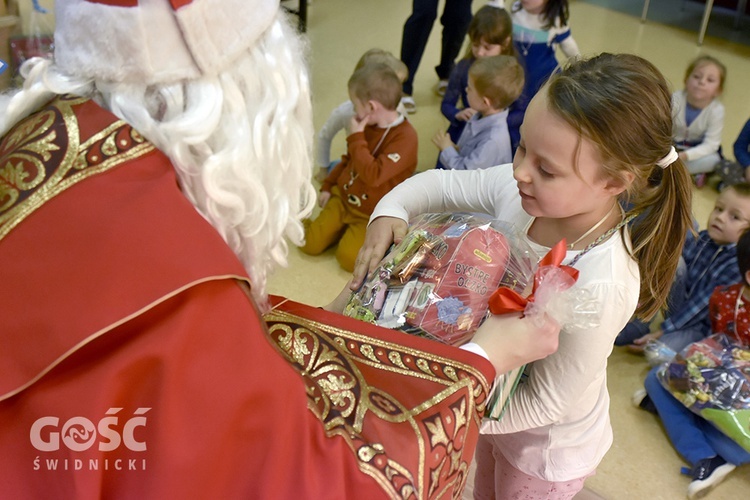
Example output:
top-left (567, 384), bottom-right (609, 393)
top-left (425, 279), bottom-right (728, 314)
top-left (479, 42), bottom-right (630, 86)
top-left (264, 308), bottom-right (491, 499)
top-left (0, 95), bottom-right (155, 241)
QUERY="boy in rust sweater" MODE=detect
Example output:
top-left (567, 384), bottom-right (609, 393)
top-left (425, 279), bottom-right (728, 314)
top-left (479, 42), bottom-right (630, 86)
top-left (302, 62), bottom-right (418, 271)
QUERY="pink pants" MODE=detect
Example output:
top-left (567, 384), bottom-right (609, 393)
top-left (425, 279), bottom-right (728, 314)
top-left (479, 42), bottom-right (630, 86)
top-left (473, 434), bottom-right (592, 499)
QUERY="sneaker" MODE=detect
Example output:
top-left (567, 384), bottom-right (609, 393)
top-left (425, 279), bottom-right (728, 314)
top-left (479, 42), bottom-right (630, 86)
top-left (436, 79), bottom-right (449, 96)
top-left (687, 456), bottom-right (735, 499)
top-left (401, 96), bottom-right (417, 114)
top-left (632, 388), bottom-right (658, 414)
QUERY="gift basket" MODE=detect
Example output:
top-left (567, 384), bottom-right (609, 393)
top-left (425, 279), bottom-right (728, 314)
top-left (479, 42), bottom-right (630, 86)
top-left (345, 212), bottom-right (598, 420)
top-left (658, 334), bottom-right (750, 452)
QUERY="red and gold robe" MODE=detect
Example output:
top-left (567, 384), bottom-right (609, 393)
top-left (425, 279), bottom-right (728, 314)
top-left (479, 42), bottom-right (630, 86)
top-left (0, 96), bottom-right (494, 499)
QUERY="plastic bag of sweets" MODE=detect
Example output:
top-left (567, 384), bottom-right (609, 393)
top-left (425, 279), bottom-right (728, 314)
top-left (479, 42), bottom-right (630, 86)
top-left (658, 334), bottom-right (750, 452)
top-left (344, 212), bottom-right (537, 346)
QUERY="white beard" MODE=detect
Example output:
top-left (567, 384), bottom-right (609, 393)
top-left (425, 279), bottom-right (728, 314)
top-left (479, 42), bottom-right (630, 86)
top-left (0, 13), bottom-right (316, 305)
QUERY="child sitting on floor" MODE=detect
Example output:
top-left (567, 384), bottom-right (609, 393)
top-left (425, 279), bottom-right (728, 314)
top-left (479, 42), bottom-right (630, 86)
top-left (616, 183), bottom-right (750, 353)
top-left (672, 55), bottom-right (726, 187)
top-left (634, 228), bottom-right (750, 499)
top-left (433, 55), bottom-right (523, 170)
top-left (314, 48), bottom-right (409, 183)
top-left (440, 4), bottom-right (514, 145)
top-left (302, 62), bottom-right (418, 271)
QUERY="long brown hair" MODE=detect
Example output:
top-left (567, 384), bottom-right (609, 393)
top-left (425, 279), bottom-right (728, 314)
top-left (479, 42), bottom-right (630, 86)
top-left (546, 53), bottom-right (693, 320)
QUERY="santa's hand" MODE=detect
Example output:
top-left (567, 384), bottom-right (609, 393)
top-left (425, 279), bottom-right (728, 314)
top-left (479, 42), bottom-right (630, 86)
top-left (470, 312), bottom-right (560, 374)
top-left (350, 216), bottom-right (407, 290)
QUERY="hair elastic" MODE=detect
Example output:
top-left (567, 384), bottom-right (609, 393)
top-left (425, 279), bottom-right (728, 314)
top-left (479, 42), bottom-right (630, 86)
top-left (656, 146), bottom-right (678, 169)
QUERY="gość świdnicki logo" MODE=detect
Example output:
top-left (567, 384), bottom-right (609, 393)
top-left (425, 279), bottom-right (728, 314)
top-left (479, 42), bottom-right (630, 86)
top-left (31, 408), bottom-right (150, 472)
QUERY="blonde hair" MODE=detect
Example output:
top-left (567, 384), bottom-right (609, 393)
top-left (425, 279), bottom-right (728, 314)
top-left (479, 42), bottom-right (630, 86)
top-left (355, 48), bottom-right (409, 83)
top-left (546, 53), bottom-right (693, 320)
top-left (0, 13), bottom-right (316, 306)
top-left (684, 54), bottom-right (727, 92)
top-left (348, 62), bottom-right (402, 111)
top-left (469, 55), bottom-right (524, 110)
top-left (464, 5), bottom-right (515, 59)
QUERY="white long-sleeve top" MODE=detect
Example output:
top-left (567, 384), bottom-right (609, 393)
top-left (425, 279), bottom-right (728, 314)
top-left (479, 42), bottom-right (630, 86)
top-left (371, 165), bottom-right (640, 481)
top-left (672, 90), bottom-right (725, 162)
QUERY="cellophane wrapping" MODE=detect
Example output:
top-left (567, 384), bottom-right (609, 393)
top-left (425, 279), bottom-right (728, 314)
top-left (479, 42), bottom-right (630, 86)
top-left (344, 212), bottom-right (591, 420)
top-left (345, 213), bottom-right (535, 344)
top-left (657, 334), bottom-right (750, 452)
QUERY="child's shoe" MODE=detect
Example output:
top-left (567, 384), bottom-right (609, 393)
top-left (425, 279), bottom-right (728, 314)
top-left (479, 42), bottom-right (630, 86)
top-left (631, 389), bottom-right (658, 414)
top-left (401, 96), bottom-right (417, 114)
top-left (686, 455), bottom-right (735, 499)
top-left (435, 79), bottom-right (449, 96)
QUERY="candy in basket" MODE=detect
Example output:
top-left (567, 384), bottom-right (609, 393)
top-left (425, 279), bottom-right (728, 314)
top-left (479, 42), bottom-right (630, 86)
top-left (658, 334), bottom-right (750, 452)
top-left (344, 212), bottom-right (536, 346)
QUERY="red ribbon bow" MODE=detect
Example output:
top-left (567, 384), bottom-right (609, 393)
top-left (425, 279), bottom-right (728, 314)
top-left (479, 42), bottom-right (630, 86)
top-left (488, 239), bottom-right (579, 316)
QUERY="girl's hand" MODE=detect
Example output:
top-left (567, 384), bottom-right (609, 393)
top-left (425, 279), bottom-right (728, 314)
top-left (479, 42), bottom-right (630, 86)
top-left (350, 216), bottom-right (408, 290)
top-left (432, 130), bottom-right (455, 151)
top-left (318, 190), bottom-right (331, 208)
top-left (471, 313), bottom-right (561, 374)
top-left (455, 108), bottom-right (477, 122)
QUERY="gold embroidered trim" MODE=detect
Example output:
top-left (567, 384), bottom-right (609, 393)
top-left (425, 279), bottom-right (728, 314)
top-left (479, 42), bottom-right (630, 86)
top-left (264, 309), bottom-right (491, 499)
top-left (0, 95), bottom-right (155, 241)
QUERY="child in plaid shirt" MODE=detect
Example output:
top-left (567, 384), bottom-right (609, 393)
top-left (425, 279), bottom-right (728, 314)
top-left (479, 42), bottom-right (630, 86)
top-left (616, 183), bottom-right (750, 353)
top-left (635, 228), bottom-right (750, 499)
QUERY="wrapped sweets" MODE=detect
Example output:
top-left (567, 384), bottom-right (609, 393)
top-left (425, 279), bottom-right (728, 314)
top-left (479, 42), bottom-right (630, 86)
top-left (658, 334), bottom-right (750, 452)
top-left (345, 213), bottom-right (535, 346)
top-left (346, 212), bottom-right (596, 420)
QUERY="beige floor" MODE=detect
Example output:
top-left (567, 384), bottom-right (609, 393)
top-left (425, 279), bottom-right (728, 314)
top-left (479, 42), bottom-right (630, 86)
top-left (268, 1), bottom-right (750, 498)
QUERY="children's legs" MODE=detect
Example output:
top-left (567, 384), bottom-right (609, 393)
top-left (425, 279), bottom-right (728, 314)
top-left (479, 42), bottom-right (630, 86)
top-left (644, 368), bottom-right (715, 466)
top-left (300, 195), bottom-right (347, 256)
top-left (334, 214), bottom-right (369, 272)
top-left (473, 434), bottom-right (588, 499)
top-left (434, 0), bottom-right (472, 80)
top-left (400, 0), bottom-right (440, 96)
top-left (702, 418), bottom-right (750, 466)
top-left (685, 153), bottom-right (722, 175)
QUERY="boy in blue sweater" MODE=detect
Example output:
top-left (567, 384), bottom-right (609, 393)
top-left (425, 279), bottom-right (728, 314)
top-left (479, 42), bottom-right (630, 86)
top-left (433, 55), bottom-right (523, 171)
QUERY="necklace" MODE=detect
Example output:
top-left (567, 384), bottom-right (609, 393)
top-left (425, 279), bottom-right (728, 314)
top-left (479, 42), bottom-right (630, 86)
top-left (518, 31), bottom-right (533, 57)
top-left (567, 203), bottom-right (618, 250)
top-left (569, 212), bottom-right (637, 268)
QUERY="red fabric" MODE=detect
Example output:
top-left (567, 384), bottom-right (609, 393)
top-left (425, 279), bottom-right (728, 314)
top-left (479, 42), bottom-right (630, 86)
top-left (709, 283), bottom-right (750, 345)
top-left (265, 297), bottom-right (496, 497)
top-left (0, 97), bottom-right (495, 498)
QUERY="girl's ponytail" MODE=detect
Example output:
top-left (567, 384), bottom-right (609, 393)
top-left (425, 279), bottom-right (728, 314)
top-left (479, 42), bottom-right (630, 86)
top-left (547, 53), bottom-right (694, 320)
